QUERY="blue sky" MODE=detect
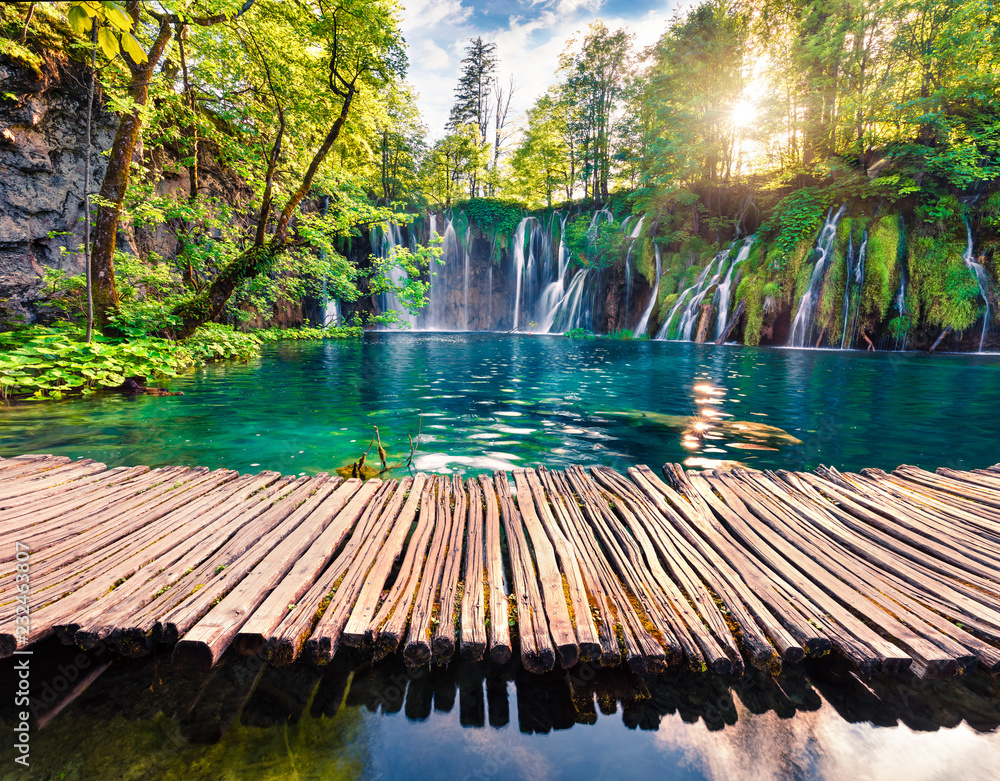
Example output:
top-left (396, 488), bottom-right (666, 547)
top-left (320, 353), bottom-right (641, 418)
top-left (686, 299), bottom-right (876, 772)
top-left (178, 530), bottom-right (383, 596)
top-left (398, 0), bottom-right (689, 139)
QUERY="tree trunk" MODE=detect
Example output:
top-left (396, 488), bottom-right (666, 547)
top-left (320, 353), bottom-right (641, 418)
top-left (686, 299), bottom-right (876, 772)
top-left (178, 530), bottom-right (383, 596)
top-left (172, 83), bottom-right (357, 338)
top-left (90, 18), bottom-right (173, 328)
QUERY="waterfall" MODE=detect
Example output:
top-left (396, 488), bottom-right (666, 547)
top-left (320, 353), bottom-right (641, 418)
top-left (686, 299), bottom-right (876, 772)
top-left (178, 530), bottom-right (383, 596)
top-left (320, 275), bottom-right (340, 326)
top-left (894, 268), bottom-right (908, 351)
top-left (839, 229), bottom-right (867, 349)
top-left (624, 216), bottom-right (645, 322)
top-left (545, 268), bottom-right (598, 332)
top-left (787, 203), bottom-right (848, 348)
top-left (633, 244), bottom-right (662, 337)
top-left (656, 246), bottom-right (729, 341)
top-left (715, 237), bottom-right (753, 341)
top-left (422, 216), bottom-right (460, 330)
top-left (463, 224), bottom-right (471, 330)
top-left (537, 215), bottom-right (571, 331)
top-left (373, 221), bottom-right (415, 329)
top-left (511, 217), bottom-right (531, 330)
top-left (963, 216), bottom-right (992, 352)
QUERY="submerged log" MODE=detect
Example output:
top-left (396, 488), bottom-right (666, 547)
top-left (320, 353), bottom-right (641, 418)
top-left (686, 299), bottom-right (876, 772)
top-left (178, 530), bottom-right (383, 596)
top-left (929, 326), bottom-right (952, 352)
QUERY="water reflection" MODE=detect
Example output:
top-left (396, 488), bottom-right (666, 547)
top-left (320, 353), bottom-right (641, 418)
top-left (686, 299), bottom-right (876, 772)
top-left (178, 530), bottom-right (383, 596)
top-left (4, 639), bottom-right (998, 780)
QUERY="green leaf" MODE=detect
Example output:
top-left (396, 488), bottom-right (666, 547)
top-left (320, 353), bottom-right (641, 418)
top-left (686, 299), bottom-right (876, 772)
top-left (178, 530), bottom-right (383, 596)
top-left (101, 2), bottom-right (134, 32)
top-left (121, 32), bottom-right (147, 64)
top-left (67, 5), bottom-right (93, 34)
top-left (98, 27), bottom-right (120, 61)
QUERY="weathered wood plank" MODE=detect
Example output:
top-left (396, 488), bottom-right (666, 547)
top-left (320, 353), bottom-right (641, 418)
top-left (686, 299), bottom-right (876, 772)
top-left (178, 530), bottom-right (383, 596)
top-left (368, 476), bottom-right (438, 659)
top-left (512, 469), bottom-right (579, 668)
top-left (286, 479), bottom-right (408, 664)
top-left (340, 474), bottom-right (429, 649)
top-left (459, 478), bottom-right (487, 661)
top-left (494, 471), bottom-right (556, 673)
top-left (432, 475), bottom-right (467, 663)
top-left (479, 474), bottom-right (512, 665)
top-left (521, 468), bottom-right (602, 663)
top-left (171, 478), bottom-right (370, 673)
top-left (404, 477), bottom-right (452, 666)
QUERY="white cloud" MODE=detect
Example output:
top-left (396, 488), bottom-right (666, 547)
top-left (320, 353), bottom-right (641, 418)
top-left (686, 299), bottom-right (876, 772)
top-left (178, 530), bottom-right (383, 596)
top-left (400, 1), bottom-right (680, 141)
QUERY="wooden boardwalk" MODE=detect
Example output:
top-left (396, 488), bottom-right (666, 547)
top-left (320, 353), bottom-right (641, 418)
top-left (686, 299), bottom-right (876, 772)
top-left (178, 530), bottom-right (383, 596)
top-left (2, 454), bottom-right (1000, 680)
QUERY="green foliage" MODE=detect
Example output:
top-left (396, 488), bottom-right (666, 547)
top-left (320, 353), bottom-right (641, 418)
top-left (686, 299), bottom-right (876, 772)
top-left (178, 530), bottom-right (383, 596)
top-left (860, 216), bottom-right (900, 324)
top-left (762, 188), bottom-right (832, 269)
top-left (563, 327), bottom-right (596, 339)
top-left (462, 198), bottom-right (521, 242)
top-left (908, 231), bottom-right (982, 331)
top-left (0, 321), bottom-right (360, 401)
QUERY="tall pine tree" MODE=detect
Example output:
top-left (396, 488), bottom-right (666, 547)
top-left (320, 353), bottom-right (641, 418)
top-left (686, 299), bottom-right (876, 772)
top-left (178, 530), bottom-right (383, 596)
top-left (447, 37), bottom-right (498, 195)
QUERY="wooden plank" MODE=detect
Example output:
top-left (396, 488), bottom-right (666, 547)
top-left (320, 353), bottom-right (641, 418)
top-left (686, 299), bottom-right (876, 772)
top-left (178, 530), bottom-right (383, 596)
top-left (649, 464), bottom-right (826, 661)
top-left (0, 455), bottom-right (73, 481)
top-left (797, 472), bottom-right (1000, 604)
top-left (694, 471), bottom-right (910, 676)
top-left (405, 478), bottom-right (452, 666)
top-left (73, 474), bottom-right (299, 649)
top-left (171, 477), bottom-right (370, 673)
top-left (512, 469), bottom-right (579, 668)
top-left (340, 474), bottom-right (429, 649)
top-left (479, 474), bottom-right (512, 665)
top-left (0, 467), bottom-right (179, 550)
top-left (893, 465), bottom-right (1000, 510)
top-left (368, 476), bottom-right (438, 659)
top-left (0, 466), bottom-right (150, 524)
top-left (789, 472), bottom-right (1000, 636)
top-left (719, 470), bottom-right (964, 678)
top-left (745, 470), bottom-right (1000, 673)
top-left (536, 468), bottom-right (620, 666)
top-left (28, 472), bottom-right (276, 640)
top-left (521, 468), bottom-right (602, 663)
top-left (101, 476), bottom-right (332, 655)
top-left (591, 466), bottom-right (744, 674)
top-left (494, 471), bottom-right (556, 674)
top-left (0, 460), bottom-right (108, 500)
top-left (280, 479), bottom-right (409, 664)
top-left (459, 478), bottom-right (487, 661)
top-left (841, 471), bottom-right (1000, 569)
top-left (432, 475), bottom-right (467, 663)
top-left (541, 467), bottom-right (663, 672)
top-left (566, 466), bottom-right (687, 671)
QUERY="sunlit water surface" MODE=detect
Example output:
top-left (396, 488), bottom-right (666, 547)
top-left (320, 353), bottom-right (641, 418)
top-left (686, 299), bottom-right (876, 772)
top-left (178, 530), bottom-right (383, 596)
top-left (2, 332), bottom-right (1000, 476)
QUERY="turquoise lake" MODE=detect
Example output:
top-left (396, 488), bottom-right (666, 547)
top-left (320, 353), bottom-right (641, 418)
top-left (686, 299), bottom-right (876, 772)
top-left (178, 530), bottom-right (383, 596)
top-left (2, 332), bottom-right (1000, 477)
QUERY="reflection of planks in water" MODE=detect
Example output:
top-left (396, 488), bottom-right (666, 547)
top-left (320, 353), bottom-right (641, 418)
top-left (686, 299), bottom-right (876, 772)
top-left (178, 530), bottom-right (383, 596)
top-left (4, 455), bottom-right (1000, 680)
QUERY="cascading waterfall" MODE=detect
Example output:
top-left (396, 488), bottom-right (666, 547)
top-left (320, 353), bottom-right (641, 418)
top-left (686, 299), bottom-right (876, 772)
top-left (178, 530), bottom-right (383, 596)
top-left (511, 217), bottom-right (531, 330)
top-left (545, 268), bottom-right (598, 333)
top-left (372, 221), bottom-right (415, 329)
top-left (787, 203), bottom-right (848, 348)
top-left (655, 246), bottom-right (730, 341)
top-left (675, 249), bottom-right (726, 341)
top-left (714, 237), bottom-right (753, 341)
top-left (624, 216), bottom-right (646, 321)
top-left (463, 224), bottom-right (471, 331)
top-left (963, 216), bottom-right (992, 352)
top-left (893, 269), bottom-right (908, 351)
top-left (633, 243), bottom-right (661, 337)
top-left (839, 228), bottom-right (867, 349)
top-left (423, 216), bottom-right (460, 330)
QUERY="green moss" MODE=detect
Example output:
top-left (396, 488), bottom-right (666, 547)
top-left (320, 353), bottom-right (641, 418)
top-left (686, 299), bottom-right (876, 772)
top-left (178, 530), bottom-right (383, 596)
top-left (908, 227), bottom-right (980, 331)
top-left (736, 274), bottom-right (764, 346)
top-left (860, 215), bottom-right (899, 324)
top-left (637, 237), bottom-right (656, 286)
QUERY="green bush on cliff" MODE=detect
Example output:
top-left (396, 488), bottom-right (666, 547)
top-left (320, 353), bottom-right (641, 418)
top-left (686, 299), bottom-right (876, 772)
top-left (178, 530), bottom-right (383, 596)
top-left (761, 187), bottom-right (832, 270)
top-left (909, 231), bottom-right (982, 331)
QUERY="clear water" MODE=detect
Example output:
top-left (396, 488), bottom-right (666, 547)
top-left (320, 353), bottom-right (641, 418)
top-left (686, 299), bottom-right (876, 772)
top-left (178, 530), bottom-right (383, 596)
top-left (3, 640), bottom-right (998, 780)
top-left (4, 334), bottom-right (1000, 779)
top-left (2, 333), bottom-right (1000, 477)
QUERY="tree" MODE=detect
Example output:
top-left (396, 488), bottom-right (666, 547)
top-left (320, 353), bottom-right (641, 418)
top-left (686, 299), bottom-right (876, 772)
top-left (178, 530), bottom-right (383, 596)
top-left (508, 93), bottom-right (569, 207)
top-left (170, 0), bottom-right (407, 337)
top-left (447, 36), bottom-right (497, 196)
top-left (558, 22), bottom-right (635, 200)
